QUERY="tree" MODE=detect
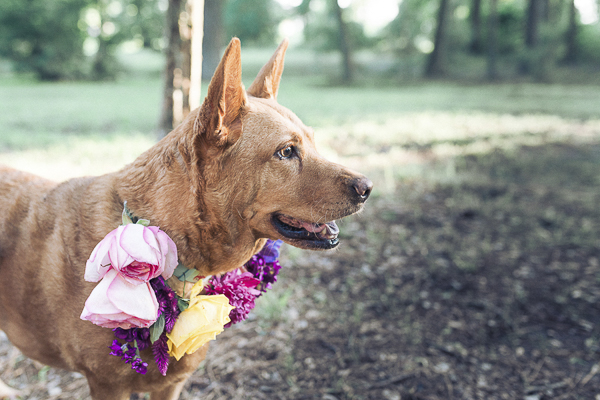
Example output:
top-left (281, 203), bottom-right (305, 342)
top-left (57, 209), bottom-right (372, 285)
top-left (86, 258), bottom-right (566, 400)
top-left (425, 0), bottom-right (451, 78)
top-left (297, 0), bottom-right (368, 84)
top-left (225, 0), bottom-right (281, 45)
top-left (331, 0), bottom-right (354, 83)
top-left (487, 0), bottom-right (499, 80)
top-left (469, 0), bottom-right (483, 54)
top-left (525, 0), bottom-right (541, 48)
top-left (0, 0), bottom-right (88, 80)
top-left (563, 0), bottom-right (578, 63)
top-left (202, 0), bottom-right (225, 80)
top-left (158, 0), bottom-right (204, 137)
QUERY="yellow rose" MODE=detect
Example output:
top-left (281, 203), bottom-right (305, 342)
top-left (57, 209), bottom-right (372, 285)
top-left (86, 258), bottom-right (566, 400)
top-left (166, 280), bottom-right (234, 361)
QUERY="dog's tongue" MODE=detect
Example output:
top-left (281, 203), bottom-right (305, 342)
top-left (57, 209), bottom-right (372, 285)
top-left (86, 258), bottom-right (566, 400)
top-left (279, 216), bottom-right (339, 240)
top-left (301, 220), bottom-right (339, 240)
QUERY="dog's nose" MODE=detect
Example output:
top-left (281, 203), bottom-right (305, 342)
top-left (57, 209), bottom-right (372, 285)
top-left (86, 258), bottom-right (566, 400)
top-left (352, 177), bottom-right (373, 202)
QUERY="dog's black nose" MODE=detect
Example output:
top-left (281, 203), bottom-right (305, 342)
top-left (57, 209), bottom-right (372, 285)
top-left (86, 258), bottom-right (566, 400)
top-left (352, 177), bottom-right (373, 202)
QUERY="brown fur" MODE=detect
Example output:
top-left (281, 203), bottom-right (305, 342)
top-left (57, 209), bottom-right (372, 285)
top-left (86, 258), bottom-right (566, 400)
top-left (0, 38), bottom-right (371, 399)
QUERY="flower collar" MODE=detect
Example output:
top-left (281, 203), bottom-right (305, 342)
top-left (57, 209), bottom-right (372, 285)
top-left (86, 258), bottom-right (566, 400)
top-left (81, 203), bottom-right (283, 375)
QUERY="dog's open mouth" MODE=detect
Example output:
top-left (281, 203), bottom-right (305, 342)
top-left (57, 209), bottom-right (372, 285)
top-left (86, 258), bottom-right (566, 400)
top-left (272, 214), bottom-right (340, 250)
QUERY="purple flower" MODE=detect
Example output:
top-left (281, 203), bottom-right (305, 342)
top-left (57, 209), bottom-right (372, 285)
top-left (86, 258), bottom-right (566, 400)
top-left (152, 334), bottom-right (170, 376)
top-left (122, 345), bottom-right (137, 363)
top-left (132, 357), bottom-right (148, 375)
top-left (206, 270), bottom-right (260, 326)
top-left (109, 275), bottom-right (180, 376)
top-left (151, 276), bottom-right (180, 333)
top-left (109, 340), bottom-right (124, 357)
top-left (113, 327), bottom-right (151, 351)
top-left (245, 240), bottom-right (282, 294)
top-left (261, 240), bottom-right (283, 263)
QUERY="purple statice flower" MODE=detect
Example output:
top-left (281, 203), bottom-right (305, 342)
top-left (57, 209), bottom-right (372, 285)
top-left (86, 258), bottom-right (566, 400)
top-left (206, 270), bottom-right (260, 327)
top-left (152, 334), bottom-right (170, 376)
top-left (245, 240), bottom-right (282, 294)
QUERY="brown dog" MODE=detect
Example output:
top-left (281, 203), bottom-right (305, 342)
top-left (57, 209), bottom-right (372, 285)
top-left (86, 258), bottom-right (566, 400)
top-left (0, 38), bottom-right (371, 399)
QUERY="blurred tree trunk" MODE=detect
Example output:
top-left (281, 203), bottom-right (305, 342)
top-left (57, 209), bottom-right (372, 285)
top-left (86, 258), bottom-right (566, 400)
top-left (563, 0), bottom-right (578, 63)
top-left (519, 0), bottom-right (541, 75)
top-left (469, 0), bottom-right (483, 54)
top-left (486, 0), bottom-right (499, 80)
top-left (202, 0), bottom-right (224, 80)
top-left (159, 0), bottom-right (204, 138)
top-left (158, 0), bottom-right (181, 137)
top-left (525, 0), bottom-right (540, 48)
top-left (331, 0), bottom-right (354, 84)
top-left (425, 0), bottom-right (451, 78)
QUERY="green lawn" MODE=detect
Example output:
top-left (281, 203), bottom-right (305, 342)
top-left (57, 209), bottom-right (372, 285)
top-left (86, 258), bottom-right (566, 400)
top-left (1, 48), bottom-right (600, 187)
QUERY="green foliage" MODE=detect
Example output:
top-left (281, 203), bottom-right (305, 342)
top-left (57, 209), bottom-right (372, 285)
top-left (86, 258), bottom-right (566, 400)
top-left (578, 23), bottom-right (600, 63)
top-left (225, 0), bottom-right (282, 45)
top-left (0, 0), bottom-right (89, 80)
top-left (383, 0), bottom-right (438, 54)
top-left (0, 0), bottom-right (164, 81)
top-left (301, 1), bottom-right (373, 52)
top-left (496, 1), bottom-right (525, 54)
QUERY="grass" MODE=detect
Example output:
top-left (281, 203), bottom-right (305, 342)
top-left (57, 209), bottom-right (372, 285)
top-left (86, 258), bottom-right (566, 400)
top-left (2, 48), bottom-right (600, 186)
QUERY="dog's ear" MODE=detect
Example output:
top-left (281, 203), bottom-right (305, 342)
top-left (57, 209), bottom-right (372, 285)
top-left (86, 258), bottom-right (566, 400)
top-left (247, 39), bottom-right (289, 100)
top-left (202, 37), bottom-right (247, 146)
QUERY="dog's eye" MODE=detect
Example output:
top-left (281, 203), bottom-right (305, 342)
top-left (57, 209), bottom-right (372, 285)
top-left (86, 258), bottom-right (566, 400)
top-left (277, 146), bottom-right (294, 159)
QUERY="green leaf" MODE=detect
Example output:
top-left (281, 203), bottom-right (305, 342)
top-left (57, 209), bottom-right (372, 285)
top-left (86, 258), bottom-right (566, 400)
top-left (122, 201), bottom-right (134, 225)
top-left (178, 298), bottom-right (190, 312)
top-left (136, 219), bottom-right (150, 227)
top-left (149, 314), bottom-right (165, 344)
top-left (173, 263), bottom-right (201, 282)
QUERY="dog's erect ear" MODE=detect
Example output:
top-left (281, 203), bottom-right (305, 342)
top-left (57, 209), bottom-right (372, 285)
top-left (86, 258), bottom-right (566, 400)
top-left (247, 39), bottom-right (289, 100)
top-left (203, 37), bottom-right (247, 146)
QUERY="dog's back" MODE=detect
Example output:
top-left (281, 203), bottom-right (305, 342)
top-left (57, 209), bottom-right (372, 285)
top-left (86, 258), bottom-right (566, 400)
top-left (0, 166), bottom-right (55, 257)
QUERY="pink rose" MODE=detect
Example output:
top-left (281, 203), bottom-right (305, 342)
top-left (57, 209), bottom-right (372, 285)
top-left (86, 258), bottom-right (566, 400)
top-left (80, 269), bottom-right (159, 329)
top-left (81, 223), bottom-right (178, 329)
top-left (85, 224), bottom-right (178, 285)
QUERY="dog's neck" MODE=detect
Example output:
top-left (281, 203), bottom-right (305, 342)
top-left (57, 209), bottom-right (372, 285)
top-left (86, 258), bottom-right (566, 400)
top-left (107, 110), bottom-right (263, 276)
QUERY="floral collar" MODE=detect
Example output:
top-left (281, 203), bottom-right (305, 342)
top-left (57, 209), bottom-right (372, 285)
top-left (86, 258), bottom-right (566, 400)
top-left (80, 203), bottom-right (282, 375)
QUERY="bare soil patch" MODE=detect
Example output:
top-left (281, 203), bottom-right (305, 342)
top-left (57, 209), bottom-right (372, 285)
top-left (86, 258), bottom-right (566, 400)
top-left (2, 141), bottom-right (600, 400)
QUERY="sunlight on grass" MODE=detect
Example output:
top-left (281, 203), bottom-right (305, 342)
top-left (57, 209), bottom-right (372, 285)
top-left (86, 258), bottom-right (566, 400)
top-left (2, 55), bottom-right (600, 187)
top-left (0, 134), bottom-right (154, 181)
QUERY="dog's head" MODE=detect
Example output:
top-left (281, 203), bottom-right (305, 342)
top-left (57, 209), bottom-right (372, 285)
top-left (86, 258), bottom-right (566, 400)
top-left (190, 38), bottom-right (372, 251)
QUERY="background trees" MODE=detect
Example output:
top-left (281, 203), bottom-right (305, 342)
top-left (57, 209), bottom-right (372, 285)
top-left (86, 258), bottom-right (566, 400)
top-left (0, 0), bottom-right (598, 83)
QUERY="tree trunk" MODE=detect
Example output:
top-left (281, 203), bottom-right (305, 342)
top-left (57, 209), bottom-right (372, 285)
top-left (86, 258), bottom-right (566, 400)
top-left (563, 0), bottom-right (577, 63)
top-left (525, 0), bottom-right (540, 48)
top-left (469, 0), bottom-right (483, 54)
top-left (158, 0), bottom-right (204, 138)
top-left (425, 0), bottom-right (451, 78)
top-left (158, 0), bottom-right (182, 138)
top-left (331, 0), bottom-right (354, 84)
top-left (486, 0), bottom-right (499, 81)
top-left (202, 0), bottom-right (224, 80)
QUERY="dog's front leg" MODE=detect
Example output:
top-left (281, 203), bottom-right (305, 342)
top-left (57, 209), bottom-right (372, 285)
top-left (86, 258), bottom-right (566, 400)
top-left (87, 378), bottom-right (131, 400)
top-left (149, 379), bottom-right (187, 400)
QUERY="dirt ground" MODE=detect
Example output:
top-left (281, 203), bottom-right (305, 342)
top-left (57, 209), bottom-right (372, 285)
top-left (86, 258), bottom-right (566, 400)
top-left (1, 141), bottom-right (600, 400)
